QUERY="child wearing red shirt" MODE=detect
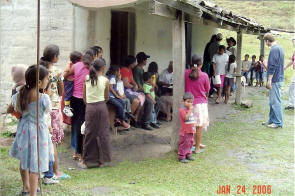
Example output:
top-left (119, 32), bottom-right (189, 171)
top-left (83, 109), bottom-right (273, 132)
top-left (178, 92), bottom-right (196, 163)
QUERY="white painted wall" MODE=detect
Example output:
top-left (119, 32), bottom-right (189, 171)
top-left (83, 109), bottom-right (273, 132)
top-left (94, 9), bottom-right (111, 67)
top-left (135, 8), bottom-right (173, 73)
top-left (74, 6), bottom-right (89, 52)
top-left (191, 20), bottom-right (218, 56)
top-left (0, 0), bottom-right (73, 112)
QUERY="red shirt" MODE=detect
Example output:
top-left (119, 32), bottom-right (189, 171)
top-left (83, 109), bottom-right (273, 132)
top-left (179, 107), bottom-right (195, 136)
top-left (185, 68), bottom-right (210, 105)
top-left (120, 67), bottom-right (133, 84)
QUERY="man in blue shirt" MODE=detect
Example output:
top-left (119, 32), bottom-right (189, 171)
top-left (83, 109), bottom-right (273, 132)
top-left (263, 33), bottom-right (285, 128)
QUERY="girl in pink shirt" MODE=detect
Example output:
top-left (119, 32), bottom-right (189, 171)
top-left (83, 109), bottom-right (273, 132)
top-left (185, 54), bottom-right (210, 154)
top-left (64, 49), bottom-right (95, 160)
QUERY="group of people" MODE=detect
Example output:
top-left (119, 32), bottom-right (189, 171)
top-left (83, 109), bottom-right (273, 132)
top-left (242, 54), bottom-right (267, 87)
top-left (5, 30), bottom-right (294, 194)
top-left (202, 33), bottom-right (239, 104)
top-left (6, 44), bottom-right (174, 195)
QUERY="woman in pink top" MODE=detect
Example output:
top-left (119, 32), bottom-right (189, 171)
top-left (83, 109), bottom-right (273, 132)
top-left (64, 49), bottom-right (95, 160)
top-left (185, 54), bottom-right (210, 154)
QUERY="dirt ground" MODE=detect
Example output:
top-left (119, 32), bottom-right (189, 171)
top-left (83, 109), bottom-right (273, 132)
top-left (0, 86), bottom-right (286, 168)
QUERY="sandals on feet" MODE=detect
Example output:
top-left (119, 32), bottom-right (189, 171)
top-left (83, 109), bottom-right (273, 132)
top-left (193, 149), bottom-right (205, 154)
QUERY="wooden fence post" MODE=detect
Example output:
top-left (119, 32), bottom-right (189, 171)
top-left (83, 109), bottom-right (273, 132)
top-left (235, 31), bottom-right (243, 105)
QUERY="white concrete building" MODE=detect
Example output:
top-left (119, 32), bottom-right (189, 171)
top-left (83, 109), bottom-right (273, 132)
top-left (0, 0), bottom-right (268, 122)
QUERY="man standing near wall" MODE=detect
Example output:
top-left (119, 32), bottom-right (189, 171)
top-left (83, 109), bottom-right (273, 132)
top-left (263, 33), bottom-right (285, 128)
top-left (284, 37), bottom-right (295, 110)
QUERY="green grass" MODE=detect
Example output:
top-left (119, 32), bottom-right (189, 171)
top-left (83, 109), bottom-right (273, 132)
top-left (211, 0), bottom-right (295, 31)
top-left (0, 88), bottom-right (293, 195)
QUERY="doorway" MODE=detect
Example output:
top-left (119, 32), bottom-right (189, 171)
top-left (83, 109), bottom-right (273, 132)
top-left (110, 11), bottom-right (135, 66)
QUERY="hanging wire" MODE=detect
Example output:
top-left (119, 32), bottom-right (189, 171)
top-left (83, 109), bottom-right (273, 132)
top-left (36, 0), bottom-right (43, 195)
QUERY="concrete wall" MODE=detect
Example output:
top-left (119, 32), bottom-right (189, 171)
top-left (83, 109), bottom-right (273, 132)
top-left (191, 20), bottom-right (218, 56)
top-left (0, 0), bottom-right (73, 112)
top-left (135, 8), bottom-right (173, 73)
top-left (94, 9), bottom-right (111, 67)
top-left (74, 6), bottom-right (89, 52)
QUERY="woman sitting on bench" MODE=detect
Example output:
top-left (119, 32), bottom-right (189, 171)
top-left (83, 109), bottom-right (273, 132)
top-left (120, 55), bottom-right (144, 128)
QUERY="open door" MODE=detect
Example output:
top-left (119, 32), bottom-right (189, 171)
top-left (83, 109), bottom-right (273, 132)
top-left (110, 11), bottom-right (135, 66)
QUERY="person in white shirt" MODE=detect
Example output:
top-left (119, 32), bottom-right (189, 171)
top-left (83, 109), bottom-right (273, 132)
top-left (224, 55), bottom-right (237, 104)
top-left (159, 61), bottom-right (173, 95)
top-left (241, 54), bottom-right (251, 83)
top-left (212, 45), bottom-right (229, 103)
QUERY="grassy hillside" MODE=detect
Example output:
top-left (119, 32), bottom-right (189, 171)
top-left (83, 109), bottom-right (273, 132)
top-left (211, 0), bottom-right (295, 31)
top-left (206, 0), bottom-right (294, 82)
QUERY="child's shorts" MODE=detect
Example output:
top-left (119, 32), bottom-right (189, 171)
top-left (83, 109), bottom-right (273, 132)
top-left (64, 79), bottom-right (74, 101)
top-left (224, 77), bottom-right (234, 87)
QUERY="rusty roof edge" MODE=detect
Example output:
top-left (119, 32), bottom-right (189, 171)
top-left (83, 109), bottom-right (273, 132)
top-left (178, 0), bottom-right (269, 33)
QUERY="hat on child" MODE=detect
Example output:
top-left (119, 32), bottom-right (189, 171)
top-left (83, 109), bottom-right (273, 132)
top-left (136, 52), bottom-right (150, 63)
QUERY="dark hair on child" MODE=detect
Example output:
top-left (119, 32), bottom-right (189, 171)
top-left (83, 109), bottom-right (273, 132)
top-left (70, 51), bottom-right (82, 64)
top-left (148, 62), bottom-right (158, 74)
top-left (143, 72), bottom-right (152, 82)
top-left (124, 55), bottom-right (136, 68)
top-left (192, 54), bottom-right (203, 66)
top-left (252, 55), bottom-right (256, 59)
top-left (106, 64), bottom-right (120, 77)
top-left (89, 58), bottom-right (106, 86)
top-left (183, 92), bottom-right (194, 101)
top-left (189, 54), bottom-right (203, 81)
top-left (93, 46), bottom-right (103, 53)
top-left (259, 54), bottom-right (264, 60)
top-left (218, 45), bottom-right (226, 51)
top-left (91, 47), bottom-right (98, 56)
top-left (82, 49), bottom-right (95, 67)
top-left (17, 65), bottom-right (49, 112)
top-left (40, 44), bottom-right (59, 65)
top-left (40, 60), bottom-right (51, 69)
top-left (227, 55), bottom-right (236, 72)
top-left (245, 54), bottom-right (249, 57)
top-left (44, 80), bottom-right (52, 92)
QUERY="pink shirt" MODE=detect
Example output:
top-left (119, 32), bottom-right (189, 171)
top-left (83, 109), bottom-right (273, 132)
top-left (292, 51), bottom-right (295, 70)
top-left (72, 62), bottom-right (89, 99)
top-left (185, 68), bottom-right (210, 105)
top-left (179, 107), bottom-right (195, 136)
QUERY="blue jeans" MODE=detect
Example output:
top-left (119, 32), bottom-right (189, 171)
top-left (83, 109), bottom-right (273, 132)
top-left (108, 98), bottom-right (127, 121)
top-left (268, 82), bottom-right (284, 127)
top-left (44, 161), bottom-right (54, 178)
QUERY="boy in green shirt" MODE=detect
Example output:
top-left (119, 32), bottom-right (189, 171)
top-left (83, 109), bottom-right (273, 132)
top-left (142, 72), bottom-right (160, 130)
top-left (134, 52), bottom-right (150, 90)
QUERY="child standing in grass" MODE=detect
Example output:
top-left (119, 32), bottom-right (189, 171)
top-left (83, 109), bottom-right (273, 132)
top-left (9, 65), bottom-right (54, 196)
top-left (178, 92), bottom-right (196, 163)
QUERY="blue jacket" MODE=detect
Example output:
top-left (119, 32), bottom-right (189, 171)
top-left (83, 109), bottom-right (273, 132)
top-left (267, 44), bottom-right (284, 83)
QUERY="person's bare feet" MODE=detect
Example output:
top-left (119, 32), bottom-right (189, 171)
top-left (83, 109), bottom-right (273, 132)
top-left (200, 144), bottom-right (206, 149)
top-left (193, 147), bottom-right (201, 154)
top-left (77, 161), bottom-right (88, 169)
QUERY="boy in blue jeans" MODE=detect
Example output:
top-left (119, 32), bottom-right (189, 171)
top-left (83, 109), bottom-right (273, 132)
top-left (142, 72), bottom-right (160, 130)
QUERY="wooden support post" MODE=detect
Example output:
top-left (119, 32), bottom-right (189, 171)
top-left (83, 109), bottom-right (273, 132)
top-left (171, 12), bottom-right (186, 150)
top-left (235, 31), bottom-right (243, 105)
top-left (259, 34), bottom-right (265, 56)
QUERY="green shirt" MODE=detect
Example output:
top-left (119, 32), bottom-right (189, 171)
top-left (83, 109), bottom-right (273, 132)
top-left (143, 83), bottom-right (155, 99)
top-left (133, 66), bottom-right (144, 87)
